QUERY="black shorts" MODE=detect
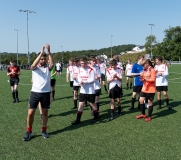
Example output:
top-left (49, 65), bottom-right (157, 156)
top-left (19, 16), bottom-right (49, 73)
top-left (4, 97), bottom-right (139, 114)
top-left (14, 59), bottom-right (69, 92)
top-left (95, 89), bottom-right (101, 96)
top-left (70, 81), bottom-right (74, 87)
top-left (73, 86), bottom-right (80, 91)
top-left (79, 93), bottom-right (95, 103)
top-left (133, 86), bottom-right (142, 93)
top-left (60, 68), bottom-right (62, 72)
top-left (156, 86), bottom-right (168, 92)
top-left (28, 91), bottom-right (50, 110)
top-left (51, 79), bottom-right (56, 87)
top-left (101, 73), bottom-right (105, 81)
top-left (140, 92), bottom-right (155, 101)
top-left (57, 70), bottom-right (60, 73)
top-left (10, 77), bottom-right (19, 86)
top-left (109, 85), bottom-right (122, 99)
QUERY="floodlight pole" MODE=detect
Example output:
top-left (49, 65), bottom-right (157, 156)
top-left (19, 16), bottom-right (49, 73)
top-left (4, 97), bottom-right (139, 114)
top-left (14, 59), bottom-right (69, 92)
top-left (110, 34), bottom-right (113, 58)
top-left (14, 29), bottom-right (21, 65)
top-left (149, 24), bottom-right (155, 59)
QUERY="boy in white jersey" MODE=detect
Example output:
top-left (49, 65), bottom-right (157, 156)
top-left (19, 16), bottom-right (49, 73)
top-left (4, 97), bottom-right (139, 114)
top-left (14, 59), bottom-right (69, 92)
top-left (66, 58), bottom-right (74, 92)
top-left (71, 57), bottom-right (99, 125)
top-left (90, 56), bottom-right (101, 111)
top-left (97, 58), bottom-right (108, 93)
top-left (23, 44), bottom-right (54, 141)
top-left (56, 61), bottom-right (61, 77)
top-left (125, 59), bottom-right (133, 90)
top-left (155, 56), bottom-right (171, 110)
top-left (72, 57), bottom-right (80, 109)
top-left (106, 59), bottom-right (122, 121)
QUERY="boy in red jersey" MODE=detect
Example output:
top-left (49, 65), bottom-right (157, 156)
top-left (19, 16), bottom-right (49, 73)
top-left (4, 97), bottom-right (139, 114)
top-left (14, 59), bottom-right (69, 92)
top-left (7, 60), bottom-right (21, 103)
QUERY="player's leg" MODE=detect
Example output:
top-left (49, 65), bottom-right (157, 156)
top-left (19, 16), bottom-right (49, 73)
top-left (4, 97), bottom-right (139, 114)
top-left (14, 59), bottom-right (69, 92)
top-left (163, 89), bottom-right (171, 109)
top-left (128, 91), bottom-right (137, 110)
top-left (38, 102), bottom-right (43, 121)
top-left (51, 79), bottom-right (56, 100)
top-left (126, 77), bottom-right (129, 90)
top-left (156, 87), bottom-right (162, 110)
top-left (72, 87), bottom-right (79, 109)
top-left (10, 79), bottom-right (16, 103)
top-left (136, 94), bottom-right (146, 119)
top-left (145, 93), bottom-right (155, 122)
top-left (14, 78), bottom-right (20, 102)
top-left (129, 77), bottom-right (133, 89)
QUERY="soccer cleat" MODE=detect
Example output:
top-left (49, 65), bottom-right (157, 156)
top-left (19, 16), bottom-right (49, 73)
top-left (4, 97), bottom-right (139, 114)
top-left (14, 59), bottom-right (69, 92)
top-left (42, 131), bottom-right (49, 139)
top-left (156, 105), bottom-right (162, 110)
top-left (16, 98), bottom-right (20, 103)
top-left (71, 120), bottom-right (81, 125)
top-left (136, 114), bottom-right (147, 119)
top-left (23, 132), bottom-right (32, 141)
top-left (128, 107), bottom-right (134, 110)
top-left (13, 99), bottom-right (16, 103)
top-left (145, 117), bottom-right (152, 122)
top-left (167, 105), bottom-right (171, 110)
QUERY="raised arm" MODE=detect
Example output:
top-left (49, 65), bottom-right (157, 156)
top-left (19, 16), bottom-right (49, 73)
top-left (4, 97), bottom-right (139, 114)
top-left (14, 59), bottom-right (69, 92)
top-left (46, 44), bottom-right (54, 70)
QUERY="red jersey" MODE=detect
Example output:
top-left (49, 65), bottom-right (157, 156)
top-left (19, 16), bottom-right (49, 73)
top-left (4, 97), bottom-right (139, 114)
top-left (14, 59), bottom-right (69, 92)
top-left (7, 65), bottom-right (20, 78)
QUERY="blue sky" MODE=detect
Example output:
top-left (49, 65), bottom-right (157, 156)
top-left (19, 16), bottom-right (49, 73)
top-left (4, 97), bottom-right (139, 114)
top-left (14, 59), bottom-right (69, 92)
top-left (0, 0), bottom-right (180, 53)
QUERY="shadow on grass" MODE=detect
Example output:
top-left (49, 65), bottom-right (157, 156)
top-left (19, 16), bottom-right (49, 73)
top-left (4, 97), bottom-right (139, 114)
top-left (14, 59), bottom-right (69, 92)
top-left (53, 96), bottom-right (73, 101)
top-left (48, 109), bottom-right (77, 118)
top-left (152, 108), bottom-right (177, 119)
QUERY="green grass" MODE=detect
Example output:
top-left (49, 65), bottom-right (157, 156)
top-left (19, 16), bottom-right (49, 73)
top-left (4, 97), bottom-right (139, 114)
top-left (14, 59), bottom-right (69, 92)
top-left (0, 65), bottom-right (181, 160)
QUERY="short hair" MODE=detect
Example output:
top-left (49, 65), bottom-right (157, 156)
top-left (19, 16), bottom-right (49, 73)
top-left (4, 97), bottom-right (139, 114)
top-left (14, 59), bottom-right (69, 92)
top-left (10, 59), bottom-right (15, 63)
top-left (142, 59), bottom-right (154, 68)
top-left (113, 55), bottom-right (119, 62)
top-left (38, 52), bottom-right (47, 58)
top-left (89, 56), bottom-right (96, 61)
top-left (137, 55), bottom-right (144, 60)
top-left (80, 56), bottom-right (87, 62)
top-left (109, 59), bottom-right (117, 66)
top-left (69, 58), bottom-right (74, 62)
top-left (156, 56), bottom-right (163, 62)
top-left (74, 57), bottom-right (79, 62)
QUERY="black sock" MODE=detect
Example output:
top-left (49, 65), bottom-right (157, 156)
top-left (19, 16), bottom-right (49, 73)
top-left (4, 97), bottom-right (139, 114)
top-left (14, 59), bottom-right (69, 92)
top-left (12, 90), bottom-right (15, 99)
top-left (93, 110), bottom-right (99, 119)
top-left (76, 111), bottom-right (82, 122)
top-left (104, 85), bottom-right (107, 92)
top-left (118, 106), bottom-right (121, 113)
top-left (145, 98), bottom-right (148, 103)
top-left (140, 104), bottom-right (145, 114)
top-left (74, 100), bottom-right (77, 108)
top-left (158, 99), bottom-right (161, 106)
top-left (110, 109), bottom-right (114, 117)
top-left (96, 103), bottom-right (100, 111)
top-left (165, 98), bottom-right (169, 105)
top-left (148, 105), bottom-right (153, 117)
top-left (131, 97), bottom-right (136, 108)
top-left (126, 83), bottom-right (128, 87)
top-left (52, 90), bottom-right (55, 98)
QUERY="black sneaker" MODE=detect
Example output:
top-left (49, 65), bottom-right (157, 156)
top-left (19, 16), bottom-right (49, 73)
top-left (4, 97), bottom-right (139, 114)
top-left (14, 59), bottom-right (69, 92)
top-left (71, 120), bottom-right (81, 125)
top-left (157, 105), bottom-right (162, 110)
top-left (13, 99), bottom-right (16, 103)
top-left (16, 98), bottom-right (20, 103)
top-left (42, 131), bottom-right (49, 139)
top-left (167, 105), bottom-right (171, 110)
top-left (128, 107), bottom-right (134, 110)
top-left (23, 132), bottom-right (32, 141)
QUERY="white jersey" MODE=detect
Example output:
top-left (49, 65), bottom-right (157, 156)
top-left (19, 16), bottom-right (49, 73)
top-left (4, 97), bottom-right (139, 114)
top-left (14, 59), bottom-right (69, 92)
top-left (117, 62), bottom-right (123, 70)
top-left (31, 64), bottom-right (50, 93)
top-left (78, 66), bottom-right (95, 94)
top-left (91, 65), bottom-right (101, 90)
top-left (72, 65), bottom-right (80, 86)
top-left (154, 64), bottom-right (168, 86)
top-left (66, 65), bottom-right (74, 81)
top-left (97, 62), bottom-right (106, 74)
top-left (56, 63), bottom-right (61, 70)
top-left (126, 63), bottom-right (133, 76)
top-left (106, 67), bottom-right (122, 90)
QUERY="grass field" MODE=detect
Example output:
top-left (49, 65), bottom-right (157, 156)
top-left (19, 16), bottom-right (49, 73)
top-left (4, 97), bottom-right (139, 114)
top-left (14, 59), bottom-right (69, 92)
top-left (0, 65), bottom-right (181, 160)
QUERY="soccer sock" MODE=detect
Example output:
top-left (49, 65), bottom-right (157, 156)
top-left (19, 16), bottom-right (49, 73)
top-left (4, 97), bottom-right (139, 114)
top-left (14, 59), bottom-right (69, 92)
top-left (76, 111), bottom-right (82, 122)
top-left (12, 90), bottom-right (15, 99)
top-left (42, 127), bottom-right (46, 132)
top-left (165, 98), bottom-right (169, 105)
top-left (93, 110), bottom-right (99, 119)
top-left (131, 97), bottom-right (136, 108)
top-left (118, 106), bottom-right (121, 114)
top-left (104, 85), bottom-right (107, 92)
top-left (148, 105), bottom-right (153, 117)
top-left (110, 109), bottom-right (114, 117)
top-left (140, 104), bottom-right (145, 114)
top-left (96, 103), bottom-right (100, 111)
top-left (14, 90), bottom-right (19, 99)
top-left (27, 127), bottom-right (32, 133)
top-left (74, 100), bottom-right (77, 108)
top-left (52, 90), bottom-right (55, 98)
top-left (158, 99), bottom-right (161, 106)
top-left (145, 98), bottom-right (148, 104)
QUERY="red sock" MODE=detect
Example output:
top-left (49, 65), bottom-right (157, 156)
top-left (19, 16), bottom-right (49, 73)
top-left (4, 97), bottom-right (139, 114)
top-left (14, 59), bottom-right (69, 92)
top-left (27, 127), bottom-right (32, 133)
top-left (42, 127), bottom-right (46, 132)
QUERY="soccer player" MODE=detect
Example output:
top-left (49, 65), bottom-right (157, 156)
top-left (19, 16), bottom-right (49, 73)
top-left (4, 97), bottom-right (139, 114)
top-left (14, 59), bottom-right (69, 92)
top-left (154, 56), bottom-right (171, 110)
top-left (128, 55), bottom-right (144, 110)
top-left (23, 44), bottom-right (54, 141)
top-left (72, 57), bottom-right (80, 109)
top-left (136, 60), bottom-right (156, 122)
top-left (7, 60), bottom-right (21, 103)
top-left (56, 61), bottom-right (61, 77)
top-left (71, 56), bottom-right (99, 125)
top-left (97, 57), bottom-right (107, 93)
top-left (50, 62), bottom-right (57, 100)
top-left (66, 58), bottom-right (74, 94)
top-left (125, 59), bottom-right (133, 90)
top-left (90, 56), bottom-right (101, 111)
top-left (106, 59), bottom-right (122, 121)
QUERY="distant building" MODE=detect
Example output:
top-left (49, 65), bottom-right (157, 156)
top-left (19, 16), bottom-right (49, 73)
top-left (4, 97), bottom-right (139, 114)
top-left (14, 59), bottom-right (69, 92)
top-left (127, 45), bottom-right (145, 54)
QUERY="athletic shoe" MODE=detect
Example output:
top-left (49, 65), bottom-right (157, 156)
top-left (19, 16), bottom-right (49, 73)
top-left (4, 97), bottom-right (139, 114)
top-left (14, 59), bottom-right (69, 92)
top-left (145, 117), bottom-right (152, 122)
top-left (16, 98), bottom-right (20, 103)
top-left (13, 99), bottom-right (16, 103)
top-left (156, 105), bottom-right (162, 110)
top-left (109, 117), bottom-right (114, 121)
top-left (167, 105), bottom-right (171, 110)
top-left (42, 131), bottom-right (49, 139)
top-left (90, 118), bottom-right (99, 123)
top-left (71, 120), bottom-right (81, 125)
top-left (23, 132), bottom-right (32, 141)
top-left (128, 107), bottom-right (134, 110)
top-left (136, 114), bottom-right (147, 119)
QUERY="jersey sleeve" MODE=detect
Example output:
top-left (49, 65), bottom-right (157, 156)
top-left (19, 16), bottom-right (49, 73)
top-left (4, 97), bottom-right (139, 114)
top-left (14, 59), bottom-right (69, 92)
top-left (86, 68), bottom-right (95, 84)
top-left (162, 65), bottom-right (169, 77)
top-left (66, 67), bottom-right (70, 74)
